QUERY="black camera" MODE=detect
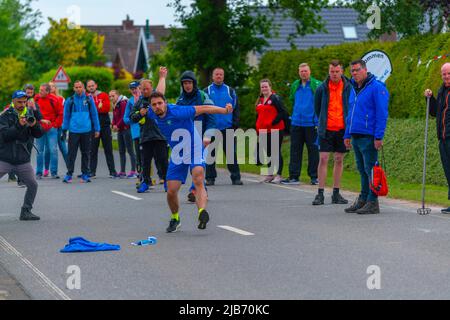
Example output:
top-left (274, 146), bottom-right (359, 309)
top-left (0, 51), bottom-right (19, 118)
top-left (26, 110), bottom-right (35, 124)
top-left (142, 101), bottom-right (150, 109)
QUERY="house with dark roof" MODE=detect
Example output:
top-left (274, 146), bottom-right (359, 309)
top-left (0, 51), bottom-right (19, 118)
top-left (248, 7), bottom-right (395, 66)
top-left (84, 16), bottom-right (171, 75)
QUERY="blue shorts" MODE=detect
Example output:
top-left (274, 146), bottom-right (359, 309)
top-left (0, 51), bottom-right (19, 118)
top-left (166, 160), bottom-right (206, 184)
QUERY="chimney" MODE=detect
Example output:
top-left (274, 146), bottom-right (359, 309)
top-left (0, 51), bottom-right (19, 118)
top-left (145, 19), bottom-right (150, 40)
top-left (122, 15), bottom-right (134, 31)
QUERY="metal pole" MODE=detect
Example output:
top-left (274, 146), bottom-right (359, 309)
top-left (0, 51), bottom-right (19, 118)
top-left (418, 97), bottom-right (432, 215)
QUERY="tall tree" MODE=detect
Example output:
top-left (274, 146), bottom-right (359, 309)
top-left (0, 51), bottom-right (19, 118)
top-left (0, 0), bottom-right (42, 58)
top-left (25, 18), bottom-right (106, 76)
top-left (166, 0), bottom-right (328, 88)
top-left (345, 0), bottom-right (449, 39)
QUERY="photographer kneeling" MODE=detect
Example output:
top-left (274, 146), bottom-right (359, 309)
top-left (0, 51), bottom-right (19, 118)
top-left (0, 90), bottom-right (44, 221)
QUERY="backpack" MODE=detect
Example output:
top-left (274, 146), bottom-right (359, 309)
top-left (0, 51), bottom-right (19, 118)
top-left (370, 159), bottom-right (389, 197)
top-left (70, 95), bottom-right (95, 130)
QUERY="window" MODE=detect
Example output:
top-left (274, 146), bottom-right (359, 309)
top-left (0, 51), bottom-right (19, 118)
top-left (342, 26), bottom-right (358, 39)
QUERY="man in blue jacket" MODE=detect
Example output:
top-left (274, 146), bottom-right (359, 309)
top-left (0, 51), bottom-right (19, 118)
top-left (62, 81), bottom-right (100, 184)
top-left (282, 63), bottom-right (322, 186)
top-left (204, 67), bottom-right (243, 186)
top-left (344, 60), bottom-right (389, 215)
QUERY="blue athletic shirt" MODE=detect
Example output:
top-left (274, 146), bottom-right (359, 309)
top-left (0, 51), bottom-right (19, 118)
top-left (148, 104), bottom-right (204, 164)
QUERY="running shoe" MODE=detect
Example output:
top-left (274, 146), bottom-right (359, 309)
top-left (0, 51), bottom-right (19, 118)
top-left (198, 210), bottom-right (210, 230)
top-left (166, 219), bottom-right (181, 233)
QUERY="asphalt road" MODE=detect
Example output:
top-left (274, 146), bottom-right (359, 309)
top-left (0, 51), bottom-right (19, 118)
top-left (1, 150), bottom-right (450, 300)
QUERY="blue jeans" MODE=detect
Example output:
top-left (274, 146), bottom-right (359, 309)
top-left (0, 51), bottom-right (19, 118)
top-left (36, 128), bottom-right (59, 176)
top-left (352, 136), bottom-right (378, 202)
top-left (45, 128), bottom-right (68, 169)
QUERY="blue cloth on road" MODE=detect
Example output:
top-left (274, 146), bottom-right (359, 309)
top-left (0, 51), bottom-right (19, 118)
top-left (60, 237), bottom-right (121, 253)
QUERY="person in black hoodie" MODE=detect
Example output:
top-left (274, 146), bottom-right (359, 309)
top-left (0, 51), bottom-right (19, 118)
top-left (0, 91), bottom-right (44, 221)
top-left (176, 71), bottom-right (215, 202)
top-left (425, 62), bottom-right (450, 213)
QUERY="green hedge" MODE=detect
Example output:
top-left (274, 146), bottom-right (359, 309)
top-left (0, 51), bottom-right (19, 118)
top-left (239, 33), bottom-right (450, 129)
top-left (342, 118), bottom-right (445, 186)
top-left (36, 66), bottom-right (114, 98)
top-left (112, 79), bottom-right (132, 96)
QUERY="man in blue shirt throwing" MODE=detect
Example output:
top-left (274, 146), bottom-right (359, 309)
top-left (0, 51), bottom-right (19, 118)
top-left (140, 91), bottom-right (232, 233)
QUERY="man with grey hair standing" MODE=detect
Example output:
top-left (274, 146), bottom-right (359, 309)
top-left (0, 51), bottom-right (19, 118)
top-left (425, 62), bottom-right (450, 213)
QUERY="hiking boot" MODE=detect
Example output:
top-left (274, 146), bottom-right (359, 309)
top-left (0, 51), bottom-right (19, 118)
top-left (442, 207), bottom-right (450, 214)
top-left (198, 210), bottom-right (210, 230)
top-left (232, 180), bottom-right (243, 186)
top-left (332, 193), bottom-right (349, 205)
top-left (312, 193), bottom-right (325, 206)
top-left (20, 208), bottom-right (40, 221)
top-left (188, 191), bottom-right (196, 203)
top-left (356, 200), bottom-right (380, 215)
top-left (281, 178), bottom-right (300, 185)
top-left (344, 196), bottom-right (367, 213)
top-left (166, 219), bottom-right (181, 233)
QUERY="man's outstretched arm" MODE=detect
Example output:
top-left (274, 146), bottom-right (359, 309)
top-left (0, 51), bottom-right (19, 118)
top-left (195, 103), bottom-right (233, 117)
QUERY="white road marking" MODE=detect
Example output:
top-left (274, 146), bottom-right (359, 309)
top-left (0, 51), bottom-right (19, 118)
top-left (112, 191), bottom-right (142, 201)
top-left (0, 236), bottom-right (71, 301)
top-left (218, 226), bottom-right (255, 236)
top-left (244, 177), bottom-right (450, 222)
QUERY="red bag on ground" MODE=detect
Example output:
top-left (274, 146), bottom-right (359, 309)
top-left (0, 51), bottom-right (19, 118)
top-left (370, 161), bottom-right (389, 197)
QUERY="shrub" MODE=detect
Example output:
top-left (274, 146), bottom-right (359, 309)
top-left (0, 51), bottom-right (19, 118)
top-left (238, 34), bottom-right (450, 129)
top-left (0, 57), bottom-right (27, 108)
top-left (36, 66), bottom-right (114, 97)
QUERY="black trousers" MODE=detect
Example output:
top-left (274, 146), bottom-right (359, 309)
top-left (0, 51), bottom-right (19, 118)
top-left (439, 139), bottom-right (450, 200)
top-left (90, 126), bottom-right (116, 175)
top-left (134, 138), bottom-right (142, 174)
top-left (289, 125), bottom-right (319, 180)
top-left (141, 140), bottom-right (168, 184)
top-left (257, 131), bottom-right (284, 176)
top-left (206, 129), bottom-right (241, 182)
top-left (117, 129), bottom-right (136, 173)
top-left (67, 132), bottom-right (91, 176)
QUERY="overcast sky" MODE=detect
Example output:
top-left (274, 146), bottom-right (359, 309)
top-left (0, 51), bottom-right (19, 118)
top-left (31, 0), bottom-right (193, 37)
